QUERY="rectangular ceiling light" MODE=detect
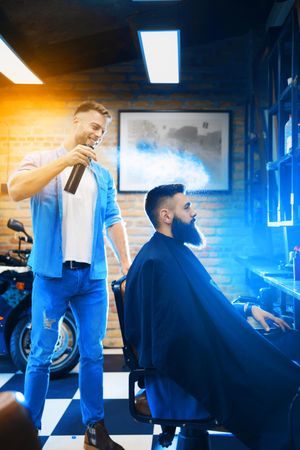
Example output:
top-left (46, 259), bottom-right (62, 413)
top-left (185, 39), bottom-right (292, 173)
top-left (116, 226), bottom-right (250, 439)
top-left (138, 30), bottom-right (180, 84)
top-left (0, 36), bottom-right (43, 84)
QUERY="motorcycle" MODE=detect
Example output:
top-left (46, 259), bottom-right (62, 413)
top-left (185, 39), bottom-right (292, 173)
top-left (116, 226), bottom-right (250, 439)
top-left (0, 219), bottom-right (79, 378)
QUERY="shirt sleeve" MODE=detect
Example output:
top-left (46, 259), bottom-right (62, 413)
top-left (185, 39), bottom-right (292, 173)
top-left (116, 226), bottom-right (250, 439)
top-left (104, 171), bottom-right (122, 229)
top-left (7, 152), bottom-right (41, 186)
top-left (233, 302), bottom-right (246, 317)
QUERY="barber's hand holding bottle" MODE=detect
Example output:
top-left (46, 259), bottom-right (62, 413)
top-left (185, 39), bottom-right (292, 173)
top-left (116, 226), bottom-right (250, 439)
top-left (64, 143), bottom-right (98, 194)
top-left (63, 144), bottom-right (97, 167)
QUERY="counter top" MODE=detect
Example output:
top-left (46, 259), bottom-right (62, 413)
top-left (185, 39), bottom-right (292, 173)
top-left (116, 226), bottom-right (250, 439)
top-left (235, 256), bottom-right (300, 301)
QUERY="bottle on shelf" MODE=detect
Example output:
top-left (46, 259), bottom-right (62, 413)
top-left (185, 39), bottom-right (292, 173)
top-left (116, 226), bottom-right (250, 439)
top-left (284, 115), bottom-right (292, 154)
top-left (284, 115), bottom-right (300, 154)
top-left (293, 247), bottom-right (300, 281)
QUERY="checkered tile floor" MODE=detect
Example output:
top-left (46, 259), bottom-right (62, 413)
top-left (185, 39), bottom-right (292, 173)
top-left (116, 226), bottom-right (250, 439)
top-left (0, 349), bottom-right (247, 449)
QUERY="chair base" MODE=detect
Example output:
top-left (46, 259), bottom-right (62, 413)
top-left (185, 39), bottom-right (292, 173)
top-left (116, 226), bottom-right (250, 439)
top-left (158, 426), bottom-right (176, 447)
top-left (176, 428), bottom-right (211, 450)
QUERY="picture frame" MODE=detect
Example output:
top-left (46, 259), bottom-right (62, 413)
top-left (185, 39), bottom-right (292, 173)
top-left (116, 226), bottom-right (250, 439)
top-left (118, 110), bottom-right (231, 193)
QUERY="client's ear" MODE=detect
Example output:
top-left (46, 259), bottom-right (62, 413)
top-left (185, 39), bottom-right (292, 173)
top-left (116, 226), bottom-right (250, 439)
top-left (160, 208), bottom-right (173, 225)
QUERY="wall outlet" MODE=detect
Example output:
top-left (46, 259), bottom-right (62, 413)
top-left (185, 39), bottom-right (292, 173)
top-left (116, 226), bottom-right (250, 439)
top-left (1, 183), bottom-right (8, 194)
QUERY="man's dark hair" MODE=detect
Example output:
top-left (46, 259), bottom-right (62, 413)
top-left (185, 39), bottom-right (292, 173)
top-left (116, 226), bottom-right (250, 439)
top-left (74, 101), bottom-right (112, 124)
top-left (145, 184), bottom-right (185, 228)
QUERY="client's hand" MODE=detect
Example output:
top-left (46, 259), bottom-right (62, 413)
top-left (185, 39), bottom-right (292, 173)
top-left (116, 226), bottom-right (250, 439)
top-left (251, 306), bottom-right (291, 332)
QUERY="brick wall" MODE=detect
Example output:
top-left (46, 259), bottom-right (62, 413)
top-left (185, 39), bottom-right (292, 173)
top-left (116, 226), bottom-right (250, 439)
top-left (0, 36), bottom-right (258, 347)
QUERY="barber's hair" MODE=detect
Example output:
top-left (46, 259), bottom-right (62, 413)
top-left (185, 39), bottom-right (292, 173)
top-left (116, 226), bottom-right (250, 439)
top-left (145, 184), bottom-right (185, 228)
top-left (74, 101), bottom-right (112, 125)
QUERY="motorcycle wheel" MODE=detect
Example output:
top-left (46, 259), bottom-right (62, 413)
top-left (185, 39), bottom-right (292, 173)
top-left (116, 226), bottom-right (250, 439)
top-left (9, 310), bottom-right (80, 379)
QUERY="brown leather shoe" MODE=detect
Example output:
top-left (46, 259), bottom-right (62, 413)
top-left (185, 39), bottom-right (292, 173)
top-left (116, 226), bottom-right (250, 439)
top-left (83, 420), bottom-right (125, 450)
top-left (134, 389), bottom-right (151, 416)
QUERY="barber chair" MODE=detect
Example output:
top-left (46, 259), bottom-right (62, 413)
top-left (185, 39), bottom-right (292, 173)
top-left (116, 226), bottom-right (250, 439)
top-left (0, 391), bottom-right (41, 450)
top-left (113, 277), bottom-right (300, 449)
top-left (289, 387), bottom-right (300, 450)
top-left (112, 276), bottom-right (219, 450)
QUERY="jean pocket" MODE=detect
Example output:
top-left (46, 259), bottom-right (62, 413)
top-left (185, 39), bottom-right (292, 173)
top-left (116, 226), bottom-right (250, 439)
top-left (35, 272), bottom-right (59, 281)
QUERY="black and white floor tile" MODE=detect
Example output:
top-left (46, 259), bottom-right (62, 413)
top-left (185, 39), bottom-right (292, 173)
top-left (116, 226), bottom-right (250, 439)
top-left (0, 349), bottom-right (247, 449)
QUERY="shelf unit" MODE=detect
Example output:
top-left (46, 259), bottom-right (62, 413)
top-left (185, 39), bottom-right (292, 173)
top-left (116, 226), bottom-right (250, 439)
top-left (245, 95), bottom-right (258, 225)
top-left (266, 10), bottom-right (300, 226)
top-left (244, 60), bottom-right (269, 227)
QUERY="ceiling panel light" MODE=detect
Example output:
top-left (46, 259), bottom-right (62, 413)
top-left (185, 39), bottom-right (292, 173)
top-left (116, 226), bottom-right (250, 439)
top-left (0, 36), bottom-right (43, 84)
top-left (138, 30), bottom-right (180, 84)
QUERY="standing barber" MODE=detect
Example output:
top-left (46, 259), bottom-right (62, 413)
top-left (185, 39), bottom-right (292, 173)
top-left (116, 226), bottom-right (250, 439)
top-left (8, 100), bottom-right (130, 450)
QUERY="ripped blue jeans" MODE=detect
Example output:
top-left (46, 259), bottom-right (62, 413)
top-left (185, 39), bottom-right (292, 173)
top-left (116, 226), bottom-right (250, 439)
top-left (24, 267), bottom-right (108, 429)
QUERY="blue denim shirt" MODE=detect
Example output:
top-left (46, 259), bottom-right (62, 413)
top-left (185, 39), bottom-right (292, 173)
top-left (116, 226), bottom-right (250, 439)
top-left (12, 147), bottom-right (122, 279)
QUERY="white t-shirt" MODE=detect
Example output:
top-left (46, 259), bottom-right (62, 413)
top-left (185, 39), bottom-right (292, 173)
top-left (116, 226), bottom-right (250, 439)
top-left (60, 165), bottom-right (97, 263)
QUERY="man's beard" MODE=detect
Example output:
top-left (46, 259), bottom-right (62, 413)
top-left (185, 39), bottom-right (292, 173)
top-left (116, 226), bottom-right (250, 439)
top-left (171, 216), bottom-right (203, 246)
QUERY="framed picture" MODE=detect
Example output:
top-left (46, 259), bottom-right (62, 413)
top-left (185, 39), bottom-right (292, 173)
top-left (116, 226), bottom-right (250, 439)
top-left (118, 110), bottom-right (231, 193)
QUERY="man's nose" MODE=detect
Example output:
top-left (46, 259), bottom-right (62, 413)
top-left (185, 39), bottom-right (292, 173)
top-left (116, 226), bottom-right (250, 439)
top-left (191, 209), bottom-right (197, 218)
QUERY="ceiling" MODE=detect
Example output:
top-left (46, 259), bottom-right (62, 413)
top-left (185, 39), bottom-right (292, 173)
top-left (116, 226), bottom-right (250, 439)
top-left (0, 0), bottom-right (281, 84)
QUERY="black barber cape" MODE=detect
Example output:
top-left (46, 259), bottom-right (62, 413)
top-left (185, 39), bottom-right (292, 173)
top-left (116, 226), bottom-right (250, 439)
top-left (124, 232), bottom-right (300, 450)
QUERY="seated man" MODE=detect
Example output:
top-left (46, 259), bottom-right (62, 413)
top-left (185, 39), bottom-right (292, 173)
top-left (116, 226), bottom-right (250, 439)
top-left (124, 184), bottom-right (300, 450)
